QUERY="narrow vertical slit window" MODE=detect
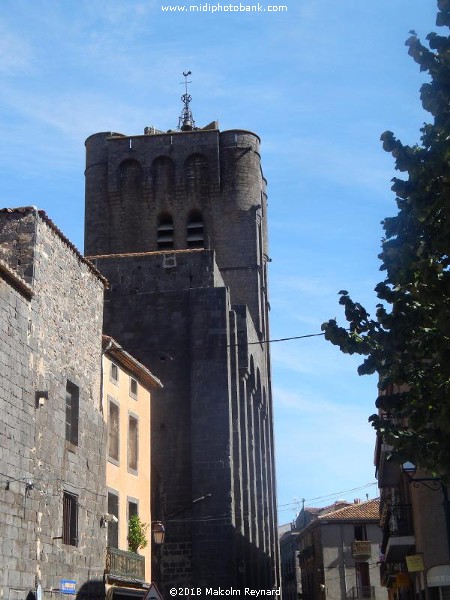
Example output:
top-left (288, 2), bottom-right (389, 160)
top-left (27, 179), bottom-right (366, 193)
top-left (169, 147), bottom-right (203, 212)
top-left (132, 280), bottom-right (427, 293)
top-left (128, 415), bottom-right (139, 473)
top-left (108, 399), bottom-right (120, 463)
top-left (65, 381), bottom-right (79, 446)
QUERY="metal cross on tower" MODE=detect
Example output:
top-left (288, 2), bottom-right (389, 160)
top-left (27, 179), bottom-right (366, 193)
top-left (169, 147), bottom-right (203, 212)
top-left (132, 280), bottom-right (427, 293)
top-left (178, 70), bottom-right (195, 131)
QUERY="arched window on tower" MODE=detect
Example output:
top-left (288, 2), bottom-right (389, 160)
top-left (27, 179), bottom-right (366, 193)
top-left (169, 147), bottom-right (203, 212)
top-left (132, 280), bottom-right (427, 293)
top-left (120, 159), bottom-right (143, 202)
top-left (157, 213), bottom-right (174, 250)
top-left (186, 210), bottom-right (204, 248)
top-left (184, 154), bottom-right (209, 199)
top-left (152, 156), bottom-right (175, 202)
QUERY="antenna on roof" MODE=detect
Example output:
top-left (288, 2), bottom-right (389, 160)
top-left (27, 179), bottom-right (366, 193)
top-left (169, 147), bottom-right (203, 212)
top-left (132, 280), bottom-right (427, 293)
top-left (178, 70), bottom-right (195, 131)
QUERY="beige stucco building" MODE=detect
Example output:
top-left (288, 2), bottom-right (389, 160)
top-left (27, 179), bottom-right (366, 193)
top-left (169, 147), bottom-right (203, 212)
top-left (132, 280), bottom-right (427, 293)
top-left (102, 335), bottom-right (162, 597)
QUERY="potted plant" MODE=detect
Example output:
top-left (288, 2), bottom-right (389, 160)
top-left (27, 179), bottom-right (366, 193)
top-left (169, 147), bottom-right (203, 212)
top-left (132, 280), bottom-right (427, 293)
top-left (128, 515), bottom-right (149, 553)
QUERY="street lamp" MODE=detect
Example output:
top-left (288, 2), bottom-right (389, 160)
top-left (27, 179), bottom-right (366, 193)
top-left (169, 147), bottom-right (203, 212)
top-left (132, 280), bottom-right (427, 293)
top-left (401, 462), bottom-right (450, 558)
top-left (152, 521), bottom-right (165, 546)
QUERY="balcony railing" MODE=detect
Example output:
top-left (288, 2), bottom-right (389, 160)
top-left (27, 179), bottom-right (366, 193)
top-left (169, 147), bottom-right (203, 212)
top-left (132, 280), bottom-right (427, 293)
top-left (383, 504), bottom-right (414, 538)
top-left (106, 546), bottom-right (145, 582)
top-left (351, 540), bottom-right (372, 560)
top-left (347, 586), bottom-right (375, 600)
top-left (381, 504), bottom-right (415, 561)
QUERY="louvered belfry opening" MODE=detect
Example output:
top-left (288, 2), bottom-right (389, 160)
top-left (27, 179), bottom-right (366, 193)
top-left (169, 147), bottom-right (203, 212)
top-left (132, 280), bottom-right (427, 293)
top-left (157, 213), bottom-right (174, 249)
top-left (187, 210), bottom-right (204, 248)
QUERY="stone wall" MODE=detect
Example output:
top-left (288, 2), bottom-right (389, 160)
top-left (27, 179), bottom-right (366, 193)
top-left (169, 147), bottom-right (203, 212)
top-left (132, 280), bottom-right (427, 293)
top-left (0, 259), bottom-right (36, 599)
top-left (0, 208), bottom-right (107, 599)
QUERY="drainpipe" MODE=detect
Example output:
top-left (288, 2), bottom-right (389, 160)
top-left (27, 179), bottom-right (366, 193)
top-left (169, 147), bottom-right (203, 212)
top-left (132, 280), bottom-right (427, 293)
top-left (340, 521), bottom-right (347, 600)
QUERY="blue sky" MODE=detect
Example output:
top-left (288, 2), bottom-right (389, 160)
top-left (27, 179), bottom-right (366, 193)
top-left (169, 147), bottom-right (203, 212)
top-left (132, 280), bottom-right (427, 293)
top-left (0, 0), bottom-right (439, 523)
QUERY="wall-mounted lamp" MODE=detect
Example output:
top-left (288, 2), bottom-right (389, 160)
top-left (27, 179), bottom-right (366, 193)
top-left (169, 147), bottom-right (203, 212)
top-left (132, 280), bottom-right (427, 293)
top-left (100, 513), bottom-right (119, 528)
top-left (402, 461), bottom-right (417, 476)
top-left (152, 521), bottom-right (165, 545)
top-left (401, 461), bottom-right (450, 556)
top-left (35, 391), bottom-right (48, 408)
top-left (401, 461), bottom-right (445, 493)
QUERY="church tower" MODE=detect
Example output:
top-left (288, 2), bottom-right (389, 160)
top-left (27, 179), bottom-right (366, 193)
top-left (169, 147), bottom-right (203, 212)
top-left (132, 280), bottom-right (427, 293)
top-left (84, 82), bottom-right (279, 593)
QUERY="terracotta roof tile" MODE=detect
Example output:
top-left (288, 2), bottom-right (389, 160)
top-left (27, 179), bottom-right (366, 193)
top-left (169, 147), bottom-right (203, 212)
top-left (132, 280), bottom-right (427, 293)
top-left (318, 499), bottom-right (380, 521)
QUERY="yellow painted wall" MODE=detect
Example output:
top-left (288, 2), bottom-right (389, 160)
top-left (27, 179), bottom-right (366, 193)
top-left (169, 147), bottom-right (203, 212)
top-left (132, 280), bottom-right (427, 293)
top-left (103, 354), bottom-right (152, 582)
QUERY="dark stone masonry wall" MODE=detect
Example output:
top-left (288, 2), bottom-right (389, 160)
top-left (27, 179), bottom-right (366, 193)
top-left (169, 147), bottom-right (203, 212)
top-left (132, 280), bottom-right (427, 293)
top-left (85, 124), bottom-right (280, 596)
top-left (0, 208), bottom-right (107, 600)
top-left (0, 260), bottom-right (35, 598)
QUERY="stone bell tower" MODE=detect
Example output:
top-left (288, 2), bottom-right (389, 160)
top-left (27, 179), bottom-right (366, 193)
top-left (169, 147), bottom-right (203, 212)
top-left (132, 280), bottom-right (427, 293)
top-left (84, 76), bottom-right (279, 594)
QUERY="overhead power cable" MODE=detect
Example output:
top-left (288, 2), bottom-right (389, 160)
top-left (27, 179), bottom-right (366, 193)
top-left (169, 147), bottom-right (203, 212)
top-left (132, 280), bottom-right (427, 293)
top-left (111, 330), bottom-right (328, 357)
top-left (277, 482), bottom-right (378, 511)
top-left (245, 332), bottom-right (325, 346)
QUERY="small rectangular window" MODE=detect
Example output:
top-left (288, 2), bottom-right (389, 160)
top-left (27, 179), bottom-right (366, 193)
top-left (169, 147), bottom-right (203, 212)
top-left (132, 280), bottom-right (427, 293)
top-left (354, 524), bottom-right (367, 541)
top-left (110, 362), bottom-right (119, 384)
top-left (108, 399), bottom-right (120, 463)
top-left (65, 381), bottom-right (79, 446)
top-left (107, 491), bottom-right (119, 549)
top-left (129, 377), bottom-right (138, 398)
top-left (63, 492), bottom-right (78, 546)
top-left (128, 415), bottom-right (138, 473)
top-left (128, 499), bottom-right (138, 520)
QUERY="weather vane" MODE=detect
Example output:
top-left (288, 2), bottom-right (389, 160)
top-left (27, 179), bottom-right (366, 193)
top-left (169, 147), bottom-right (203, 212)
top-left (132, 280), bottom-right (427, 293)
top-left (178, 70), bottom-right (195, 131)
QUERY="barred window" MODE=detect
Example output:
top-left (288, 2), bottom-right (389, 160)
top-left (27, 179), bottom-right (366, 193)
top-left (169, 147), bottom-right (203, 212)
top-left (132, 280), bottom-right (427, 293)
top-left (63, 492), bottom-right (78, 546)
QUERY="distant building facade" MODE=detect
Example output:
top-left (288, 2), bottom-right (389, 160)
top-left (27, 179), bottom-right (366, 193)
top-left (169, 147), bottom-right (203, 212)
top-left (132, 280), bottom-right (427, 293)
top-left (84, 118), bottom-right (280, 592)
top-left (296, 499), bottom-right (387, 600)
top-left (0, 207), bottom-right (107, 599)
top-left (103, 334), bottom-right (162, 596)
top-left (279, 523), bottom-right (301, 600)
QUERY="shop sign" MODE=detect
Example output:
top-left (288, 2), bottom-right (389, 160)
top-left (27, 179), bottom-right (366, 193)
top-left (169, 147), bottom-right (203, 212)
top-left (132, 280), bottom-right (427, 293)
top-left (406, 554), bottom-right (425, 572)
top-left (427, 565), bottom-right (450, 587)
top-left (60, 580), bottom-right (77, 595)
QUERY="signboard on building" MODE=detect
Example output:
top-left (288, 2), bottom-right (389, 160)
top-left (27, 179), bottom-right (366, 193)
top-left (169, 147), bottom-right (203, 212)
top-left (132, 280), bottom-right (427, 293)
top-left (60, 580), bottom-right (77, 595)
top-left (406, 554), bottom-right (425, 572)
top-left (427, 565), bottom-right (450, 587)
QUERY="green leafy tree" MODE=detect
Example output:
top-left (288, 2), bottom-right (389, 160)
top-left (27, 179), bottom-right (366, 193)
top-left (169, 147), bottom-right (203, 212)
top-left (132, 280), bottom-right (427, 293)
top-left (128, 515), bottom-right (149, 553)
top-left (321, 0), bottom-right (450, 479)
